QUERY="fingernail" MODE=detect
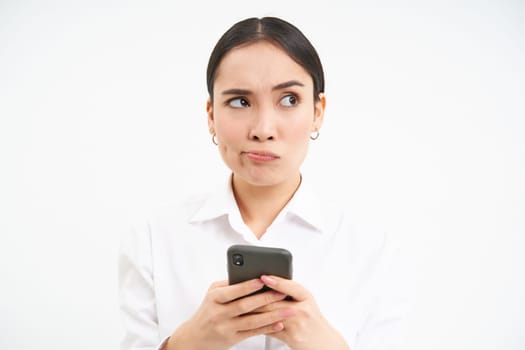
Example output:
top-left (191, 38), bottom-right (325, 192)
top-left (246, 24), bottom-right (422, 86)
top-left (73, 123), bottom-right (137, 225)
top-left (261, 275), bottom-right (276, 286)
top-left (273, 322), bottom-right (284, 331)
top-left (272, 291), bottom-right (286, 299)
top-left (253, 279), bottom-right (264, 288)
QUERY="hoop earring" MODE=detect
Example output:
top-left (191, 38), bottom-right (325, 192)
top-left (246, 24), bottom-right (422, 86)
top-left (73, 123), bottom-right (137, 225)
top-left (310, 130), bottom-right (320, 140)
top-left (212, 134), bottom-right (218, 145)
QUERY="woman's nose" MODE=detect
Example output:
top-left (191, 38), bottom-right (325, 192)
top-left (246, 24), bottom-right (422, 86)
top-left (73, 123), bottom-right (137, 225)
top-left (248, 108), bottom-right (277, 141)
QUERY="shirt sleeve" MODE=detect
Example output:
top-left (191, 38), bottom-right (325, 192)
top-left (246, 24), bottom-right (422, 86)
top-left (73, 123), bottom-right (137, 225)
top-left (353, 231), bottom-right (414, 350)
top-left (118, 222), bottom-right (167, 350)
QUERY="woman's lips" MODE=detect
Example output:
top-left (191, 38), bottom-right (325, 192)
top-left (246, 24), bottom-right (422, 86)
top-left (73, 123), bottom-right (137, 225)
top-left (243, 151), bottom-right (280, 162)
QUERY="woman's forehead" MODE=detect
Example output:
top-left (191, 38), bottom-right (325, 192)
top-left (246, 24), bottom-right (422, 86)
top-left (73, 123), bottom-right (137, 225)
top-left (214, 41), bottom-right (313, 90)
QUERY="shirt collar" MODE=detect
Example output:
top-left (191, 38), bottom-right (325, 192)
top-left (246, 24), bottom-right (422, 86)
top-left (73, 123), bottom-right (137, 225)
top-left (283, 176), bottom-right (325, 233)
top-left (188, 175), bottom-right (236, 223)
top-left (188, 174), bottom-right (325, 234)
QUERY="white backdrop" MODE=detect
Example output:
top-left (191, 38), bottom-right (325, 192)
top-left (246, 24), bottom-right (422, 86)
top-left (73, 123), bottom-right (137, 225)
top-left (1, 1), bottom-right (524, 349)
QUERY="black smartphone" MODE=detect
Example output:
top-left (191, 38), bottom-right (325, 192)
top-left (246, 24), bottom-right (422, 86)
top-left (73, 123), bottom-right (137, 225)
top-left (227, 244), bottom-right (293, 295)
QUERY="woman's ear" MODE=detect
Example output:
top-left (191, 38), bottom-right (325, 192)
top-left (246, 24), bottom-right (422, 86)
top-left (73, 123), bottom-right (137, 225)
top-left (206, 98), bottom-right (214, 132)
top-left (313, 93), bottom-right (326, 131)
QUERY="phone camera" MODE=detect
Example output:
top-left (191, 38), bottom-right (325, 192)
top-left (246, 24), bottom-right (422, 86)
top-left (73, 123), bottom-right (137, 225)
top-left (232, 254), bottom-right (244, 266)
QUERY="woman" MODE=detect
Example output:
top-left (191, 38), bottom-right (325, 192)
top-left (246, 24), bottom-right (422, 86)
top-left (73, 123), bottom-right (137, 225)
top-left (119, 16), bottom-right (409, 350)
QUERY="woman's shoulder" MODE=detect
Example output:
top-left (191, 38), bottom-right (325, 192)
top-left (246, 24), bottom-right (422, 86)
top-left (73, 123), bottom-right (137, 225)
top-left (315, 190), bottom-right (397, 254)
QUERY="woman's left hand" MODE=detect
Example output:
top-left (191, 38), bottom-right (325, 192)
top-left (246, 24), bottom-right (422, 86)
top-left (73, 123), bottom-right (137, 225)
top-left (255, 275), bottom-right (351, 350)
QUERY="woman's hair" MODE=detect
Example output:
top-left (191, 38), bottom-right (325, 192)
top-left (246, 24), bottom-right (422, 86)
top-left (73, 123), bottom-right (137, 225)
top-left (206, 17), bottom-right (325, 102)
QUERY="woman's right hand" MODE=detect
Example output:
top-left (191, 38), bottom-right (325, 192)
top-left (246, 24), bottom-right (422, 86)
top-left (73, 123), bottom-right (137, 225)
top-left (164, 278), bottom-right (291, 350)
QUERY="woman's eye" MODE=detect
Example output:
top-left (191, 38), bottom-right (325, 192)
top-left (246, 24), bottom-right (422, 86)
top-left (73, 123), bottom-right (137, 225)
top-left (280, 94), bottom-right (298, 107)
top-left (228, 98), bottom-right (250, 108)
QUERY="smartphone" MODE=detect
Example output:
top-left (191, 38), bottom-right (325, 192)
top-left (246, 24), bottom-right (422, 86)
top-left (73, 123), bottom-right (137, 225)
top-left (227, 244), bottom-right (293, 295)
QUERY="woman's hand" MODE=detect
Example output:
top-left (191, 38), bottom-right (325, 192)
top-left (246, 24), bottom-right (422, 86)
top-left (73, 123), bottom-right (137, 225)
top-left (165, 278), bottom-right (290, 350)
top-left (256, 275), bottom-right (351, 350)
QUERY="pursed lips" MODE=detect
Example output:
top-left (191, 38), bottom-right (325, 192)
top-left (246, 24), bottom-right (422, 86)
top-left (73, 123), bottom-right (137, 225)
top-left (242, 151), bottom-right (280, 162)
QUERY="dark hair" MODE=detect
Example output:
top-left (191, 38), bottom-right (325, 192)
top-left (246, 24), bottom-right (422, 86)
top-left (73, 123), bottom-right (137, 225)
top-left (206, 17), bottom-right (325, 102)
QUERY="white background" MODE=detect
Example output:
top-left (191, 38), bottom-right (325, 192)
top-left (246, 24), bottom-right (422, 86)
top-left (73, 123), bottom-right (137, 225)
top-left (1, 1), bottom-right (524, 349)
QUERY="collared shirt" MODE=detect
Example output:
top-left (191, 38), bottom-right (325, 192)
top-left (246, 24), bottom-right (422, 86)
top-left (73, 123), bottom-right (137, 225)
top-left (118, 176), bottom-right (411, 350)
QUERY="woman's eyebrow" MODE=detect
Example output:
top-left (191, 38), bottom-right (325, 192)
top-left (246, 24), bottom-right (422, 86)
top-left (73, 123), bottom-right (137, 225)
top-left (221, 88), bottom-right (252, 96)
top-left (272, 80), bottom-right (304, 91)
top-left (221, 80), bottom-right (305, 96)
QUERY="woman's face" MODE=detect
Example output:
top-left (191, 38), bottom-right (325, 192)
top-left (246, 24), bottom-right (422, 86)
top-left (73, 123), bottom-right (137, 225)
top-left (207, 41), bottom-right (325, 188)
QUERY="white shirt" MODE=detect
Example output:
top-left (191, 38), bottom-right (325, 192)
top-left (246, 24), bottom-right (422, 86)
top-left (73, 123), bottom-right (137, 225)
top-left (118, 176), bottom-right (411, 350)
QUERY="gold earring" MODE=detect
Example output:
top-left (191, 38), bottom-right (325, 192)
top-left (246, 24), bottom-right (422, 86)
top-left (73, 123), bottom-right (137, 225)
top-left (310, 130), bottom-right (320, 140)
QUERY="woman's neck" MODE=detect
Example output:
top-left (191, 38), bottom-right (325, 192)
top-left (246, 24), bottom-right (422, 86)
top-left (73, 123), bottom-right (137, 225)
top-left (232, 174), bottom-right (302, 239)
